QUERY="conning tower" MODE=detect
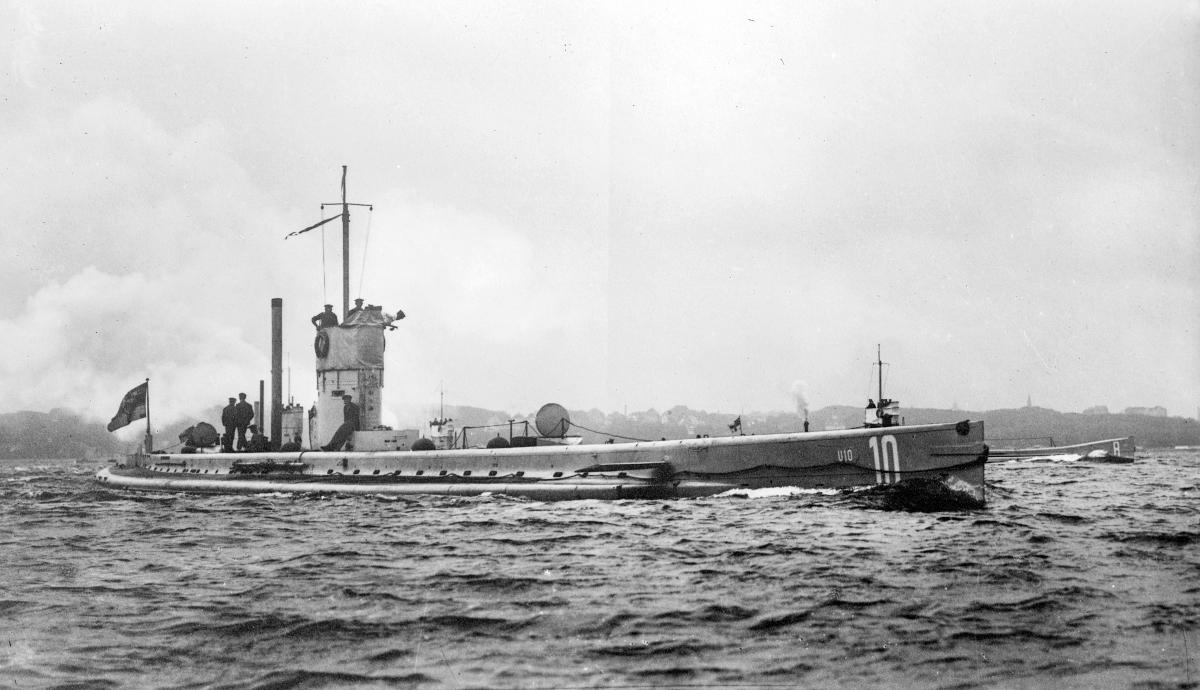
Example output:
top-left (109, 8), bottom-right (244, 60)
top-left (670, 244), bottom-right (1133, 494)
top-left (289, 167), bottom-right (414, 452)
top-left (311, 306), bottom-right (389, 447)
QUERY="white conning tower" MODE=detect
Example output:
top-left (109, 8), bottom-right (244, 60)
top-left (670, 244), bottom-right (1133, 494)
top-left (312, 305), bottom-right (394, 447)
top-left (281, 404), bottom-right (305, 447)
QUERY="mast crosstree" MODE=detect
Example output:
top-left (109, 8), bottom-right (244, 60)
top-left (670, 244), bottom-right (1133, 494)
top-left (321, 166), bottom-right (373, 321)
top-left (284, 166), bottom-right (373, 320)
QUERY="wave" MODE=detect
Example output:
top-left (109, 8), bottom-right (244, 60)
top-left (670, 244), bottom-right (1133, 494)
top-left (4, 449), bottom-right (1195, 688)
top-left (748, 609), bottom-right (812, 631)
top-left (421, 573), bottom-right (554, 593)
top-left (419, 613), bottom-right (536, 633)
top-left (652, 603), bottom-right (760, 623)
top-left (221, 669), bottom-right (438, 689)
top-left (481, 533), bottom-right (592, 545)
top-left (845, 477), bottom-right (987, 512)
top-left (1102, 530), bottom-right (1199, 547)
top-left (632, 664), bottom-right (732, 679)
top-left (947, 627), bottom-right (1085, 646)
top-left (590, 638), bottom-right (719, 657)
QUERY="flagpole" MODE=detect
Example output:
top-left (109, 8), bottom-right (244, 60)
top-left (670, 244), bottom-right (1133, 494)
top-left (144, 378), bottom-right (152, 454)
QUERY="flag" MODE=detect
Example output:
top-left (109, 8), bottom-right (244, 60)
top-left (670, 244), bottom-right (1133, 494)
top-left (107, 382), bottom-right (148, 432)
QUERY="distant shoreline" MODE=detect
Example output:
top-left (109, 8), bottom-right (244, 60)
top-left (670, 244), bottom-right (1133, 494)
top-left (2, 404), bottom-right (1196, 459)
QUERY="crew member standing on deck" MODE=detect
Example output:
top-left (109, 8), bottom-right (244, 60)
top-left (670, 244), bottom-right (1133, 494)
top-left (346, 298), bottom-right (365, 323)
top-left (311, 304), bottom-right (339, 330)
top-left (234, 392), bottom-right (255, 451)
top-left (321, 395), bottom-right (361, 451)
top-left (220, 397), bottom-right (237, 452)
top-left (247, 425), bottom-right (270, 452)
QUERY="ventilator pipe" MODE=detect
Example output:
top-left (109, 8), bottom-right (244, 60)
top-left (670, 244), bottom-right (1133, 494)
top-left (271, 297), bottom-right (283, 450)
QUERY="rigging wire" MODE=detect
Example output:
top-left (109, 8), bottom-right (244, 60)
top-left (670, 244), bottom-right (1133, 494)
top-left (319, 212), bottom-right (328, 305)
top-left (864, 360), bottom-right (891, 401)
top-left (357, 206), bottom-right (374, 300)
top-left (453, 419), bottom-right (651, 443)
top-left (565, 421), bottom-right (650, 442)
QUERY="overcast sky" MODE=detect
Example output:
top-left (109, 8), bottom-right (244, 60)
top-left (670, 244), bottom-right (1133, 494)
top-left (2, 1), bottom-right (1197, 437)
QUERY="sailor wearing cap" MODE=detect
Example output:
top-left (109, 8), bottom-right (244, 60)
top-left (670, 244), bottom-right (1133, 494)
top-left (247, 424), bottom-right (270, 452)
top-left (234, 392), bottom-right (255, 451)
top-left (321, 394), bottom-right (361, 451)
top-left (311, 304), bottom-right (339, 330)
top-left (346, 298), bottom-right (365, 321)
top-left (221, 397), bottom-right (237, 452)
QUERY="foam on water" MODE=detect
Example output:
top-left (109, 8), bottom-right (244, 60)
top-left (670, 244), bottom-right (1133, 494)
top-left (1011, 453), bottom-right (1084, 463)
top-left (715, 485), bottom-right (842, 498)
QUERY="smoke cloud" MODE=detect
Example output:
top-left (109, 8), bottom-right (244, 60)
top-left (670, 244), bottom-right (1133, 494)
top-left (790, 380), bottom-right (809, 416)
top-left (0, 267), bottom-right (266, 440)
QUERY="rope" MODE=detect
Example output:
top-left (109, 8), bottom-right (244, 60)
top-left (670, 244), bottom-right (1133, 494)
top-left (320, 212), bottom-right (328, 304)
top-left (564, 421), bottom-right (650, 442)
top-left (459, 422), bottom-right (518, 432)
top-left (357, 206), bottom-right (373, 299)
top-left (462, 420), bottom-right (651, 443)
top-left (865, 361), bottom-right (891, 400)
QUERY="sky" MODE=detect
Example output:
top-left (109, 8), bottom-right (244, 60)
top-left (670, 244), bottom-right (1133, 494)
top-left (1, 1), bottom-right (1197, 442)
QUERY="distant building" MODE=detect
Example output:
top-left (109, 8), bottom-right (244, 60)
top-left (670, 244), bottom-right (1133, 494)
top-left (1082, 406), bottom-right (1110, 415)
top-left (632, 409), bottom-right (660, 424)
top-left (1124, 406), bottom-right (1168, 417)
top-left (680, 414), bottom-right (701, 436)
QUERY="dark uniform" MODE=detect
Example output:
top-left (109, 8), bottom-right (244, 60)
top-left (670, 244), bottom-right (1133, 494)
top-left (322, 395), bottom-right (361, 451)
top-left (247, 425), bottom-right (270, 452)
top-left (234, 393), bottom-right (255, 451)
top-left (220, 398), bottom-right (237, 452)
top-left (312, 305), bottom-right (339, 329)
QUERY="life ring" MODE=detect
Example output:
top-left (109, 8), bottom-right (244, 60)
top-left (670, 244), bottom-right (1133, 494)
top-left (314, 331), bottom-right (330, 358)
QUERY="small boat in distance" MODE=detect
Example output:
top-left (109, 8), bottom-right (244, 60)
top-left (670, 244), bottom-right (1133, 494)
top-left (97, 168), bottom-right (989, 503)
top-left (989, 437), bottom-right (1135, 463)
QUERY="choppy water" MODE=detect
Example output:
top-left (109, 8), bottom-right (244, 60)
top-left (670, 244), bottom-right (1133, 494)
top-left (1, 452), bottom-right (1196, 689)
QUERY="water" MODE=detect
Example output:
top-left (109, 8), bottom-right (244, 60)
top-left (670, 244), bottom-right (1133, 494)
top-left (1, 452), bottom-right (1196, 689)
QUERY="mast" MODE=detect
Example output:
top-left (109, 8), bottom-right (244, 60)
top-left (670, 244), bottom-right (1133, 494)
top-left (318, 166), bottom-right (371, 320)
top-left (340, 166), bottom-right (350, 321)
top-left (432, 385), bottom-right (450, 429)
top-left (877, 344), bottom-right (883, 402)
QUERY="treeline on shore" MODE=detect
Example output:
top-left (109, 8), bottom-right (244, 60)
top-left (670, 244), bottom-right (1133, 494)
top-left (455, 404), bottom-right (1200, 449)
top-left (1, 404), bottom-right (1196, 459)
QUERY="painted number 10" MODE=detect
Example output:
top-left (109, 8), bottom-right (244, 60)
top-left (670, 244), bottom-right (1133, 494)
top-left (869, 435), bottom-right (900, 484)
